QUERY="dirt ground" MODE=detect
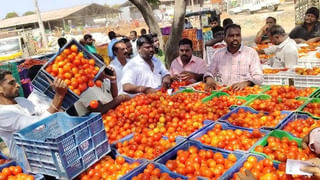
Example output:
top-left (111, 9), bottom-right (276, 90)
top-left (221, 1), bottom-right (296, 46)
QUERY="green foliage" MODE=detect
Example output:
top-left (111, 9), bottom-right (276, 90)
top-left (4, 12), bottom-right (18, 19)
top-left (23, 11), bottom-right (35, 16)
top-left (147, 0), bottom-right (160, 5)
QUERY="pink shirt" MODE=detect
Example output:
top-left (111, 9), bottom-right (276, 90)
top-left (205, 46), bottom-right (263, 86)
top-left (170, 55), bottom-right (207, 75)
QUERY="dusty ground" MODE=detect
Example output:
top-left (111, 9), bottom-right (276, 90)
top-left (221, 1), bottom-right (296, 46)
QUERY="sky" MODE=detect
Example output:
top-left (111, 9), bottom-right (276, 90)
top-left (1, 0), bottom-right (126, 19)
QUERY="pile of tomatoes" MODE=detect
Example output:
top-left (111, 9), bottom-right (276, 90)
top-left (0, 158), bottom-right (10, 165)
top-left (164, 146), bottom-right (237, 179)
top-left (222, 85), bottom-right (263, 96)
top-left (226, 109), bottom-right (287, 129)
top-left (303, 102), bottom-right (320, 117)
top-left (45, 45), bottom-right (100, 95)
top-left (249, 97), bottom-right (304, 113)
top-left (197, 123), bottom-right (264, 151)
top-left (283, 117), bottom-right (320, 138)
top-left (0, 165), bottom-right (34, 180)
top-left (254, 136), bottom-right (316, 162)
top-left (266, 86), bottom-right (316, 99)
top-left (79, 156), bottom-right (140, 180)
top-left (103, 92), bottom-right (245, 143)
top-left (263, 68), bottom-right (288, 74)
top-left (116, 130), bottom-right (176, 160)
top-left (231, 156), bottom-right (311, 180)
top-left (170, 81), bottom-right (191, 92)
top-left (132, 164), bottom-right (184, 180)
top-left (295, 67), bottom-right (320, 75)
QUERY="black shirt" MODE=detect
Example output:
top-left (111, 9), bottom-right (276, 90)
top-left (289, 22), bottom-right (320, 41)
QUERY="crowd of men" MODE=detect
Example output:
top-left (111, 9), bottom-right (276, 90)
top-left (0, 6), bottom-right (320, 179)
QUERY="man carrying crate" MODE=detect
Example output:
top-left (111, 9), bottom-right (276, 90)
top-left (0, 69), bottom-right (67, 157)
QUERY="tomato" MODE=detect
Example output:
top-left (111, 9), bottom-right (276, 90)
top-left (90, 100), bottom-right (99, 109)
top-left (70, 45), bottom-right (78, 52)
top-left (95, 80), bottom-right (102, 87)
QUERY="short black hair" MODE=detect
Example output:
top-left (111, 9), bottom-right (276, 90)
top-left (84, 34), bottom-right (92, 41)
top-left (140, 29), bottom-right (147, 35)
top-left (267, 16), bottom-right (277, 24)
top-left (224, 24), bottom-right (241, 36)
top-left (137, 35), bottom-right (153, 48)
top-left (210, 16), bottom-right (218, 23)
top-left (122, 38), bottom-right (130, 44)
top-left (151, 33), bottom-right (158, 38)
top-left (211, 26), bottom-right (224, 35)
top-left (108, 31), bottom-right (116, 40)
top-left (130, 31), bottom-right (137, 36)
top-left (223, 18), bottom-right (233, 27)
top-left (269, 25), bottom-right (286, 36)
top-left (112, 40), bottom-right (124, 54)
top-left (306, 7), bottom-right (319, 19)
top-left (0, 69), bottom-right (12, 82)
top-left (28, 65), bottom-right (42, 81)
top-left (179, 38), bottom-right (193, 49)
top-left (57, 38), bottom-right (67, 48)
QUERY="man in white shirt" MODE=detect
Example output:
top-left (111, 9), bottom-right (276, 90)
top-left (0, 69), bottom-right (67, 155)
top-left (110, 41), bottom-right (129, 94)
top-left (130, 31), bottom-right (138, 56)
top-left (121, 35), bottom-right (171, 94)
top-left (260, 25), bottom-right (298, 68)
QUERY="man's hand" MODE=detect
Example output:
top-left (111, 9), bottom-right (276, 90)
top-left (144, 87), bottom-right (158, 94)
top-left (300, 164), bottom-right (320, 180)
top-left (162, 75), bottom-right (172, 89)
top-left (50, 78), bottom-right (67, 96)
top-left (261, 24), bottom-right (269, 34)
top-left (103, 66), bottom-right (117, 81)
top-left (231, 81), bottom-right (251, 91)
top-left (204, 76), bottom-right (218, 91)
top-left (180, 71), bottom-right (197, 81)
top-left (236, 169), bottom-right (256, 180)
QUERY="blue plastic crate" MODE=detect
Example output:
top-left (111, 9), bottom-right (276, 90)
top-left (197, 29), bottom-right (203, 40)
top-left (120, 162), bottom-right (187, 180)
top-left (0, 161), bottom-right (44, 180)
top-left (155, 140), bottom-right (245, 180)
top-left (32, 39), bottom-right (105, 110)
top-left (188, 122), bottom-right (270, 153)
top-left (111, 133), bottom-right (187, 162)
top-left (13, 112), bottom-right (110, 180)
top-left (220, 154), bottom-right (266, 180)
top-left (277, 112), bottom-right (319, 138)
top-left (218, 106), bottom-right (293, 131)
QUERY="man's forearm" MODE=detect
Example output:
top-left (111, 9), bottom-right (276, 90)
top-left (110, 80), bottom-right (118, 98)
top-left (205, 37), bottom-right (223, 46)
top-left (47, 94), bottom-right (64, 113)
top-left (123, 83), bottom-right (149, 94)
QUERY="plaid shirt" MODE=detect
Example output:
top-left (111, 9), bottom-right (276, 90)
top-left (205, 46), bottom-right (263, 86)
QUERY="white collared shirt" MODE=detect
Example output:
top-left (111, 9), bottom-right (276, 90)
top-left (264, 37), bottom-right (298, 68)
top-left (121, 54), bottom-right (169, 91)
top-left (110, 57), bottom-right (127, 94)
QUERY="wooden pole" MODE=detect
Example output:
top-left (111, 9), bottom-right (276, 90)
top-left (34, 0), bottom-right (48, 48)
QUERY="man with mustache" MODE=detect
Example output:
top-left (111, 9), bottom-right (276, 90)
top-left (204, 24), bottom-right (263, 91)
top-left (121, 35), bottom-right (171, 94)
top-left (110, 40), bottom-right (129, 94)
top-left (170, 38), bottom-right (207, 82)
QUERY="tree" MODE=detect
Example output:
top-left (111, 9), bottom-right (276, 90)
top-left (4, 12), bottom-right (18, 19)
top-left (129, 0), bottom-right (187, 68)
top-left (23, 11), bottom-right (35, 16)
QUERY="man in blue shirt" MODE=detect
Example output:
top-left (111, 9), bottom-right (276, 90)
top-left (108, 31), bottom-right (118, 60)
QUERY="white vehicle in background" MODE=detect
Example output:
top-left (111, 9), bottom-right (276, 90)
top-left (229, 0), bottom-right (280, 14)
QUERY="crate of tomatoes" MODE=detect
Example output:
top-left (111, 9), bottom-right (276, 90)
top-left (32, 39), bottom-right (105, 110)
top-left (0, 161), bottom-right (44, 180)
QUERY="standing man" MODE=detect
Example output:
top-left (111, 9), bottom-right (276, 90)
top-left (170, 38), bottom-right (207, 83)
top-left (184, 19), bottom-right (193, 29)
top-left (108, 31), bottom-right (118, 60)
top-left (289, 7), bottom-right (320, 43)
top-left (205, 24), bottom-right (263, 90)
top-left (121, 35), bottom-right (171, 94)
top-left (259, 25), bottom-right (298, 68)
top-left (110, 41), bottom-right (129, 94)
top-left (84, 34), bottom-right (97, 54)
top-left (140, 29), bottom-right (147, 36)
top-left (255, 17), bottom-right (277, 44)
top-left (151, 33), bottom-right (165, 65)
top-left (130, 31), bottom-right (138, 56)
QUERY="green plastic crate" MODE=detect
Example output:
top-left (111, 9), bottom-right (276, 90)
top-left (298, 98), bottom-right (320, 119)
top-left (250, 130), bottom-right (302, 163)
top-left (308, 87), bottom-right (320, 98)
top-left (0, 62), bottom-right (24, 97)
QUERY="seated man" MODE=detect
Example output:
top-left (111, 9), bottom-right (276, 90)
top-left (204, 24), bottom-right (263, 91)
top-left (170, 38), bottom-right (207, 82)
top-left (121, 35), bottom-right (171, 94)
top-left (110, 41), bottom-right (129, 94)
top-left (255, 16), bottom-right (276, 44)
top-left (75, 60), bottom-right (130, 116)
top-left (289, 7), bottom-right (320, 43)
top-left (0, 69), bottom-right (67, 155)
top-left (259, 25), bottom-right (298, 68)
